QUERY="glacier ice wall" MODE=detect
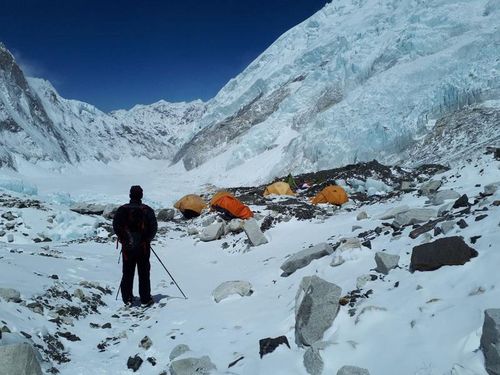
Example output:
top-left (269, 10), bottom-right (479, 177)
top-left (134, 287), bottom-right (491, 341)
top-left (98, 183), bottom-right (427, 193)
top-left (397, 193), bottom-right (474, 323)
top-left (175, 0), bottom-right (500, 180)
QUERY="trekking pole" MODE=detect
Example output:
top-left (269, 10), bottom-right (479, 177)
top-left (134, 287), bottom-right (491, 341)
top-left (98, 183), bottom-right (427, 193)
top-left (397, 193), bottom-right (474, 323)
top-left (150, 246), bottom-right (188, 299)
top-left (115, 280), bottom-right (121, 300)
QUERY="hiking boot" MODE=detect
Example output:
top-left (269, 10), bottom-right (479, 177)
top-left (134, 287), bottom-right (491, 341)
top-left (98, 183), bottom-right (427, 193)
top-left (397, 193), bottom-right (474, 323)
top-left (141, 298), bottom-right (154, 308)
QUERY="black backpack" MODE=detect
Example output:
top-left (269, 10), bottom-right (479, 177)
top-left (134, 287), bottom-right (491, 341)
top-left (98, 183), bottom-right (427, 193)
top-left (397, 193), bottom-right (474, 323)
top-left (123, 204), bottom-right (148, 251)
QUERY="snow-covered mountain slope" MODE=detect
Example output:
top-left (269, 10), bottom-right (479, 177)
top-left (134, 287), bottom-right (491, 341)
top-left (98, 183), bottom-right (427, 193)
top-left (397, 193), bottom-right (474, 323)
top-left (0, 147), bottom-right (499, 374)
top-left (0, 43), bottom-right (205, 169)
top-left (174, 0), bottom-right (500, 180)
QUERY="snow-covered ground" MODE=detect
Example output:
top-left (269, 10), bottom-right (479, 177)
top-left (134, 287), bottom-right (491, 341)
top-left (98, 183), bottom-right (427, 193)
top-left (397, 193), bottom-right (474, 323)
top-left (0, 149), bottom-right (498, 374)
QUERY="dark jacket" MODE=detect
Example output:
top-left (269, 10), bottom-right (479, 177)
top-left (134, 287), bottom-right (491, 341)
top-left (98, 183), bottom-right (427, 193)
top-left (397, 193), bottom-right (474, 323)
top-left (112, 199), bottom-right (157, 250)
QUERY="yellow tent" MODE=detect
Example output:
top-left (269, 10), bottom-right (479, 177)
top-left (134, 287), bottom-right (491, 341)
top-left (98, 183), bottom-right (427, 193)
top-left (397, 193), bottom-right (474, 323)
top-left (263, 181), bottom-right (295, 197)
top-left (174, 194), bottom-right (207, 217)
top-left (311, 185), bottom-right (348, 205)
top-left (209, 191), bottom-right (234, 207)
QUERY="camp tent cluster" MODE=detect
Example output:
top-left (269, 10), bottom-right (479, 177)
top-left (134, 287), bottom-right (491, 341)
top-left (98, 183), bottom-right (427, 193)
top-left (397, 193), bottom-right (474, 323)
top-left (173, 182), bottom-right (349, 219)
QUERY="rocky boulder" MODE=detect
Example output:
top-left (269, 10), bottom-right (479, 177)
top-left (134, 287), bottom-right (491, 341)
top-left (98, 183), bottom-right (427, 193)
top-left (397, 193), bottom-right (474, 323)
top-left (169, 356), bottom-right (216, 375)
top-left (337, 365), bottom-right (370, 375)
top-left (169, 344), bottom-right (191, 361)
top-left (304, 346), bottom-right (323, 375)
top-left (280, 243), bottom-right (334, 277)
top-left (295, 276), bottom-right (342, 347)
top-left (0, 343), bottom-right (42, 375)
top-left (374, 252), bottom-right (400, 275)
top-left (212, 281), bottom-right (253, 303)
top-left (0, 288), bottom-right (21, 303)
top-left (227, 219), bottom-right (244, 233)
top-left (430, 190), bottom-right (461, 205)
top-left (377, 205), bottom-right (409, 220)
top-left (394, 208), bottom-right (437, 226)
top-left (480, 309), bottom-right (500, 375)
top-left (243, 218), bottom-right (268, 246)
top-left (410, 236), bottom-right (478, 272)
top-left (70, 202), bottom-right (105, 215)
top-left (102, 204), bottom-right (119, 219)
top-left (484, 182), bottom-right (500, 196)
top-left (199, 221), bottom-right (225, 242)
top-left (419, 180), bottom-right (442, 196)
top-left (157, 209), bottom-right (175, 222)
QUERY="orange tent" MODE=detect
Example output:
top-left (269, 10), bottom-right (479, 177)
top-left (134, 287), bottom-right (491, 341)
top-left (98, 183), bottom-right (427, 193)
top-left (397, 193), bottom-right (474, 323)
top-left (210, 191), bottom-right (234, 206)
top-left (263, 181), bottom-right (295, 196)
top-left (211, 195), bottom-right (253, 220)
top-left (311, 185), bottom-right (349, 205)
top-left (174, 194), bottom-right (207, 218)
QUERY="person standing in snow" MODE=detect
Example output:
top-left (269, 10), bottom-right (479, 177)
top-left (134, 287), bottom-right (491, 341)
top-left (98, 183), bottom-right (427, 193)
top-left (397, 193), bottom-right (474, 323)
top-left (113, 185), bottom-right (158, 307)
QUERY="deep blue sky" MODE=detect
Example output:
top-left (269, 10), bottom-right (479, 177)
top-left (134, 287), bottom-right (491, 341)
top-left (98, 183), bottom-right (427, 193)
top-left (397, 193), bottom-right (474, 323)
top-left (1, 0), bottom-right (329, 112)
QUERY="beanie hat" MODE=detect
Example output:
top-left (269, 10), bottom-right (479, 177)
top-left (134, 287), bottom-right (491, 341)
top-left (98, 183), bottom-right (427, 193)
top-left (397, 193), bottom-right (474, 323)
top-left (129, 185), bottom-right (143, 200)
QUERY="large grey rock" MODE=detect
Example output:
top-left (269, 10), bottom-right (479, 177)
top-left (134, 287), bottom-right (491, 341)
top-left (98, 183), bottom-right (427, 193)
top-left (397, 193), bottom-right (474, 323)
top-left (430, 190), bottom-right (461, 205)
top-left (280, 243), bottom-right (334, 276)
top-left (70, 202), bottom-right (105, 215)
top-left (356, 275), bottom-right (372, 289)
top-left (243, 218), bottom-right (268, 246)
top-left (394, 208), bottom-right (437, 226)
top-left (337, 365), bottom-right (370, 375)
top-left (377, 205), bottom-right (409, 220)
top-left (304, 346), bottom-right (323, 375)
top-left (438, 202), bottom-right (454, 216)
top-left (139, 336), bottom-right (152, 350)
top-left (227, 219), bottom-right (244, 233)
top-left (169, 344), bottom-right (191, 361)
top-left (169, 356), bottom-right (216, 375)
top-left (212, 281), bottom-right (253, 303)
top-left (0, 343), bottom-right (42, 375)
top-left (410, 236), bottom-right (478, 272)
top-left (419, 180), bottom-right (442, 196)
top-left (0, 288), bottom-right (21, 303)
top-left (199, 221), bottom-right (225, 242)
top-left (374, 252), bottom-right (400, 275)
top-left (1, 211), bottom-right (16, 221)
top-left (481, 309), bottom-right (500, 375)
top-left (356, 211), bottom-right (368, 221)
top-left (102, 204), bottom-right (119, 219)
top-left (157, 208), bottom-right (175, 222)
top-left (439, 221), bottom-right (456, 235)
top-left (484, 182), bottom-right (500, 196)
top-left (295, 276), bottom-right (342, 347)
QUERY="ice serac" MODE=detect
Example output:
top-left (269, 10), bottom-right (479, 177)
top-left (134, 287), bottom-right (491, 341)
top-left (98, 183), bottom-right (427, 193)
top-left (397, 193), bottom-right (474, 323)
top-left (0, 42), bottom-right (205, 169)
top-left (174, 0), bottom-right (500, 179)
